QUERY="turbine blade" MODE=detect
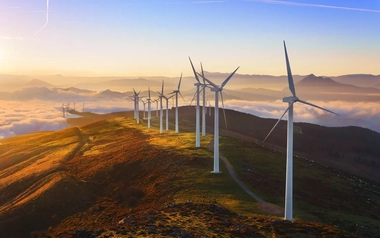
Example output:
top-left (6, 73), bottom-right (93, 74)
top-left (148, 87), bottom-right (151, 99)
top-left (200, 62), bottom-right (206, 84)
top-left (284, 41), bottom-right (296, 97)
top-left (221, 66), bottom-right (240, 88)
top-left (189, 57), bottom-right (200, 83)
top-left (263, 102), bottom-right (293, 142)
top-left (298, 99), bottom-right (339, 116)
top-left (133, 88), bottom-right (137, 95)
top-left (197, 72), bottom-right (218, 88)
top-left (178, 73), bottom-right (182, 90)
top-left (189, 90), bottom-right (197, 106)
top-left (179, 91), bottom-right (186, 102)
top-left (220, 91), bottom-right (228, 129)
top-left (162, 80), bottom-right (164, 94)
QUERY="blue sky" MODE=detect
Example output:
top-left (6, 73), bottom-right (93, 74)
top-left (0, 0), bottom-right (379, 76)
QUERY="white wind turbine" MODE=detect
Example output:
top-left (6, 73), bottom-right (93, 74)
top-left (61, 103), bottom-right (65, 118)
top-left (169, 73), bottom-right (185, 133)
top-left (189, 57), bottom-right (202, 147)
top-left (141, 99), bottom-right (146, 119)
top-left (147, 87), bottom-right (152, 128)
top-left (133, 89), bottom-right (142, 124)
top-left (154, 98), bottom-right (159, 117)
top-left (264, 41), bottom-right (339, 221)
top-left (199, 66), bottom-right (240, 173)
top-left (158, 91), bottom-right (174, 132)
top-left (200, 63), bottom-right (208, 136)
top-left (157, 81), bottom-right (164, 133)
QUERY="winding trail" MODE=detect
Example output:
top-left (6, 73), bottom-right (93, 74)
top-left (208, 139), bottom-right (284, 216)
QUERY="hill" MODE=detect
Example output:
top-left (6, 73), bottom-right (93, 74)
top-left (0, 111), bottom-right (379, 236)
top-left (23, 79), bottom-right (53, 88)
top-left (331, 74), bottom-right (380, 88)
top-left (281, 74), bottom-right (380, 101)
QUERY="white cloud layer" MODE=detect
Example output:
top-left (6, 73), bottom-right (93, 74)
top-left (223, 99), bottom-right (380, 132)
top-left (0, 99), bottom-right (134, 139)
top-left (1, 98), bottom-right (379, 140)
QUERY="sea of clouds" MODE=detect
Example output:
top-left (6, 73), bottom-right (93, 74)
top-left (0, 99), bottom-right (134, 139)
top-left (0, 97), bottom-right (379, 140)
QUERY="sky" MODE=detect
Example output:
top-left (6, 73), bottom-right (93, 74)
top-left (0, 0), bottom-right (379, 77)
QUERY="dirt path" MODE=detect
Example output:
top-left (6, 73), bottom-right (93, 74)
top-left (208, 139), bottom-right (284, 216)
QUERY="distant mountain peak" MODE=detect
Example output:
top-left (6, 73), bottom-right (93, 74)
top-left (24, 79), bottom-right (52, 88)
top-left (297, 74), bottom-right (340, 86)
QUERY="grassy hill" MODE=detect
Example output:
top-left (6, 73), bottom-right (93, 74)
top-left (0, 111), bottom-right (379, 237)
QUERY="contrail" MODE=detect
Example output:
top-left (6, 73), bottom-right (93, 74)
top-left (244, 0), bottom-right (380, 13)
top-left (35, 0), bottom-right (50, 35)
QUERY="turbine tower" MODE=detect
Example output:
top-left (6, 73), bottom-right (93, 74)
top-left (199, 66), bottom-right (239, 173)
top-left (170, 73), bottom-right (185, 133)
top-left (264, 41), bottom-right (339, 221)
top-left (147, 87), bottom-right (152, 128)
top-left (189, 57), bottom-right (201, 147)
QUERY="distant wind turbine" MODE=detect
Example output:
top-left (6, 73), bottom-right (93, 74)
top-left (154, 98), bottom-right (159, 117)
top-left (147, 87), bottom-right (152, 128)
top-left (263, 41), bottom-right (339, 221)
top-left (169, 73), bottom-right (185, 133)
top-left (157, 81), bottom-right (164, 133)
top-left (132, 89), bottom-right (141, 124)
top-left (61, 103), bottom-right (65, 118)
top-left (189, 57), bottom-right (202, 147)
top-left (141, 99), bottom-right (147, 119)
top-left (199, 66), bottom-right (240, 173)
top-left (200, 63), bottom-right (208, 136)
top-left (158, 90), bottom-right (174, 132)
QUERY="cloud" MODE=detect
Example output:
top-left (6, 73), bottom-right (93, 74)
top-left (223, 99), bottom-right (380, 132)
top-left (244, 0), bottom-right (380, 13)
top-left (0, 99), bottom-right (134, 139)
top-left (1, 95), bottom-right (379, 140)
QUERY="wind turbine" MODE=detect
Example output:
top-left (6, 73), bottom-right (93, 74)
top-left (158, 91), bottom-right (174, 132)
top-left (61, 103), bottom-right (65, 118)
top-left (132, 89), bottom-right (141, 124)
top-left (200, 63), bottom-right (207, 136)
top-left (157, 81), bottom-right (164, 133)
top-left (170, 73), bottom-right (185, 133)
top-left (264, 41), bottom-right (339, 221)
top-left (141, 99), bottom-right (147, 119)
top-left (189, 57), bottom-right (202, 147)
top-left (154, 98), bottom-right (159, 117)
top-left (199, 66), bottom-right (240, 173)
top-left (147, 87), bottom-right (152, 128)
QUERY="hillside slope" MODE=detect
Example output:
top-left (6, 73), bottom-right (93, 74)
top-left (1, 115), bottom-right (379, 237)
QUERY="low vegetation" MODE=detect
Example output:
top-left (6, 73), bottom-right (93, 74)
top-left (0, 110), bottom-right (379, 237)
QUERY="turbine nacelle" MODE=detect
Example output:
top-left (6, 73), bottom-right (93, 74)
top-left (210, 87), bottom-right (223, 92)
top-left (283, 96), bottom-right (298, 103)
